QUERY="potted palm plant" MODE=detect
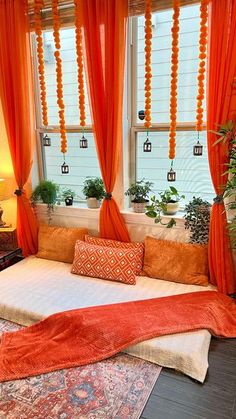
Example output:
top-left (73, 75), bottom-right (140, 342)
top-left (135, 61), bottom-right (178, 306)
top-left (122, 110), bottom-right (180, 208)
top-left (213, 120), bottom-right (236, 248)
top-left (82, 177), bottom-right (105, 208)
top-left (125, 179), bottom-right (153, 213)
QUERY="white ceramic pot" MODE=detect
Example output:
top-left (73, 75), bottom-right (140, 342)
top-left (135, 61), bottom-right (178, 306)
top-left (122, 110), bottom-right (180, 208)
top-left (87, 198), bottom-right (100, 209)
top-left (163, 202), bottom-right (179, 215)
top-left (132, 201), bottom-right (148, 213)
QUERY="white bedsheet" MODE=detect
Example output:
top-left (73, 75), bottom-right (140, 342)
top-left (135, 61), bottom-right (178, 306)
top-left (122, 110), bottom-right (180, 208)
top-left (0, 256), bottom-right (215, 382)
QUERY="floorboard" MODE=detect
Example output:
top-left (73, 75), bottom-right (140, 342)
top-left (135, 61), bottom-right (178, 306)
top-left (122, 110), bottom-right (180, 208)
top-left (141, 337), bottom-right (236, 419)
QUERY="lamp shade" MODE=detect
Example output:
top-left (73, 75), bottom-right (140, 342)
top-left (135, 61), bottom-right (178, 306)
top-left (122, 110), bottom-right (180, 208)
top-left (0, 179), bottom-right (12, 201)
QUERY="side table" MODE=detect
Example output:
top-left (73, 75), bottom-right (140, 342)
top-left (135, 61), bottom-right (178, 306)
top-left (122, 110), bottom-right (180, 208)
top-left (0, 228), bottom-right (18, 251)
top-left (0, 248), bottom-right (23, 271)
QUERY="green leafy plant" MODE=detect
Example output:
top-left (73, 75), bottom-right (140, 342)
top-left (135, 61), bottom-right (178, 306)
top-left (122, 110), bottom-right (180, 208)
top-left (82, 177), bottom-right (105, 200)
top-left (145, 187), bottom-right (185, 228)
top-left (184, 196), bottom-right (211, 244)
top-left (125, 179), bottom-right (153, 203)
top-left (61, 188), bottom-right (76, 199)
top-left (212, 120), bottom-right (236, 148)
top-left (212, 120), bottom-right (236, 248)
top-left (159, 186), bottom-right (185, 204)
top-left (31, 180), bottom-right (58, 207)
top-left (31, 180), bottom-right (59, 224)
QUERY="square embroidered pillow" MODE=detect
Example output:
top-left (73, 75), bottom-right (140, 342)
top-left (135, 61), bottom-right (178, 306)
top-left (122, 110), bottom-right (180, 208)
top-left (85, 235), bottom-right (144, 275)
top-left (36, 225), bottom-right (88, 263)
top-left (142, 236), bottom-right (209, 286)
top-left (71, 240), bottom-right (137, 285)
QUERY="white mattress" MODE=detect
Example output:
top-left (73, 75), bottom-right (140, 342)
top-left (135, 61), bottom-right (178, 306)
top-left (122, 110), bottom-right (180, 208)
top-left (0, 256), bottom-right (215, 382)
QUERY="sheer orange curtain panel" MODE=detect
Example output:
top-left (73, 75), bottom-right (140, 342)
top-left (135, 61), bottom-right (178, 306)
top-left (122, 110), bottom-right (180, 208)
top-left (0, 0), bottom-right (38, 256)
top-left (207, 0), bottom-right (236, 294)
top-left (79, 0), bottom-right (130, 242)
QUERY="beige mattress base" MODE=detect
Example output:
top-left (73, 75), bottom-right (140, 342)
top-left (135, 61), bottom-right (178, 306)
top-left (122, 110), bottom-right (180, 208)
top-left (0, 256), bottom-right (215, 382)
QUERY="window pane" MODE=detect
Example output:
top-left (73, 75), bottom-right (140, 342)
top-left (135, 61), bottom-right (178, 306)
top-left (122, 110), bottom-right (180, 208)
top-left (136, 3), bottom-right (206, 124)
top-left (42, 28), bottom-right (91, 126)
top-left (43, 133), bottom-right (101, 199)
top-left (136, 131), bottom-right (214, 204)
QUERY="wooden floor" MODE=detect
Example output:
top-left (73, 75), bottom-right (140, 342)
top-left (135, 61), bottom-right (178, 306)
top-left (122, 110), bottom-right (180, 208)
top-left (141, 337), bottom-right (236, 419)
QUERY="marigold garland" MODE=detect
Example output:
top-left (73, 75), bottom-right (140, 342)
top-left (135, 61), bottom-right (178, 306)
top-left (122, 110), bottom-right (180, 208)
top-left (74, 0), bottom-right (86, 128)
top-left (144, 0), bottom-right (152, 129)
top-left (196, 0), bottom-right (209, 132)
top-left (52, 0), bottom-right (67, 153)
top-left (169, 0), bottom-right (180, 160)
top-left (34, 0), bottom-right (48, 126)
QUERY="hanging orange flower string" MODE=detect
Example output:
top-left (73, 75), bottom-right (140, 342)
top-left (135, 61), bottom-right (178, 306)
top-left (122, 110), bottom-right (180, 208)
top-left (168, 0), bottom-right (180, 162)
top-left (167, 0), bottom-right (180, 181)
top-left (194, 0), bottom-right (208, 155)
top-left (74, 0), bottom-right (87, 149)
top-left (34, 0), bottom-right (48, 126)
top-left (52, 0), bottom-right (67, 164)
top-left (143, 0), bottom-right (152, 152)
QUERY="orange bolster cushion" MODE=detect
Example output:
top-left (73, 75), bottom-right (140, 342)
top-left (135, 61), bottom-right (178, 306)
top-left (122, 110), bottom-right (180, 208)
top-left (36, 225), bottom-right (88, 263)
top-left (142, 236), bottom-right (209, 286)
top-left (71, 240), bottom-right (137, 285)
top-left (85, 235), bottom-right (144, 275)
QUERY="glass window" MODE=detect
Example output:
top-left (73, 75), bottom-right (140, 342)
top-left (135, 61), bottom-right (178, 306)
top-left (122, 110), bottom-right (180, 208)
top-left (33, 28), bottom-right (101, 201)
top-left (42, 133), bottom-right (100, 201)
top-left (133, 3), bottom-right (214, 205)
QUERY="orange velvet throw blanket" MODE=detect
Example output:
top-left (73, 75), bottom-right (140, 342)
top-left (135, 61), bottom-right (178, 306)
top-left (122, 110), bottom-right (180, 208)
top-left (0, 291), bottom-right (236, 382)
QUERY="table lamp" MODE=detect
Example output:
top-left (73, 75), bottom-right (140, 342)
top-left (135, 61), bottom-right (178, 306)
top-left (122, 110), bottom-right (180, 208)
top-left (0, 179), bottom-right (9, 228)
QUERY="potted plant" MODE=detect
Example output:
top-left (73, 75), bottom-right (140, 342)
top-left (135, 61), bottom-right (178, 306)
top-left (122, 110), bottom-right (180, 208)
top-left (145, 187), bottom-right (185, 228)
top-left (125, 179), bottom-right (153, 213)
top-left (31, 180), bottom-right (59, 223)
top-left (82, 177), bottom-right (105, 209)
top-left (31, 180), bottom-right (58, 207)
top-left (184, 196), bottom-right (211, 244)
top-left (159, 186), bottom-right (185, 215)
top-left (213, 120), bottom-right (236, 248)
top-left (61, 188), bottom-right (76, 206)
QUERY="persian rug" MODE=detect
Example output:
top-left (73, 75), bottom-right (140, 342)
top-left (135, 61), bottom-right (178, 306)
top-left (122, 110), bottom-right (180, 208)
top-left (0, 319), bottom-right (161, 419)
top-left (0, 291), bottom-right (235, 382)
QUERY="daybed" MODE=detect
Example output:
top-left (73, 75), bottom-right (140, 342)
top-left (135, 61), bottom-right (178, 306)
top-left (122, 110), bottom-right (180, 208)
top-left (0, 256), bottom-right (215, 382)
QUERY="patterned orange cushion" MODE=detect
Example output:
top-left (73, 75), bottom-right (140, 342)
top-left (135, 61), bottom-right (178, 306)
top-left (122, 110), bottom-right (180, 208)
top-left (36, 225), bottom-right (88, 263)
top-left (71, 240), bottom-right (137, 285)
top-left (85, 235), bottom-right (144, 275)
top-left (142, 236), bottom-right (209, 286)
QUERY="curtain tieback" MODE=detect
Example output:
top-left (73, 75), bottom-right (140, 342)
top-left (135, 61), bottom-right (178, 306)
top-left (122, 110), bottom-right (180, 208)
top-left (104, 192), bottom-right (112, 200)
top-left (213, 194), bottom-right (224, 204)
top-left (14, 189), bottom-right (23, 197)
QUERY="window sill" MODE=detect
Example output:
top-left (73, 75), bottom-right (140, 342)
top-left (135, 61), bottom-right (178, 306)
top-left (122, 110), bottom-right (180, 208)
top-left (35, 203), bottom-right (186, 228)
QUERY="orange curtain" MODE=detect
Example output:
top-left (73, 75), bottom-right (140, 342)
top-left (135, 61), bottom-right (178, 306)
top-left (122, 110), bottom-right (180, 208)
top-left (207, 0), bottom-right (236, 293)
top-left (80, 0), bottom-right (130, 242)
top-left (0, 0), bottom-right (38, 256)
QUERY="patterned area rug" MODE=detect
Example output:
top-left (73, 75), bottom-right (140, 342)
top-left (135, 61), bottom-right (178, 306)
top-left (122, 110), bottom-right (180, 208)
top-left (0, 319), bottom-right (161, 419)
